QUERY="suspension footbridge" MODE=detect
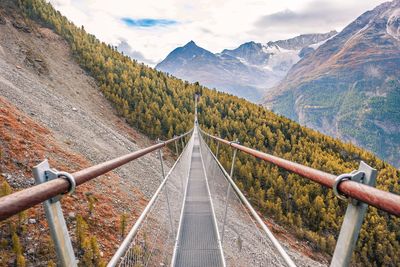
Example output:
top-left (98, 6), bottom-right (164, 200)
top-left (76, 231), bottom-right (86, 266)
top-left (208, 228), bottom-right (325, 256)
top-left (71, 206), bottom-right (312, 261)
top-left (0, 105), bottom-right (399, 267)
top-left (172, 132), bottom-right (224, 267)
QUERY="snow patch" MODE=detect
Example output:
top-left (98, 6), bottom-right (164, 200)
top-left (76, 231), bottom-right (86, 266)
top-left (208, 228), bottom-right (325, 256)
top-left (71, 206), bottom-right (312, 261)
top-left (386, 8), bottom-right (400, 41)
top-left (309, 32), bottom-right (338, 49)
top-left (263, 48), bottom-right (301, 74)
top-left (0, 44), bottom-right (5, 58)
top-left (236, 56), bottom-right (248, 65)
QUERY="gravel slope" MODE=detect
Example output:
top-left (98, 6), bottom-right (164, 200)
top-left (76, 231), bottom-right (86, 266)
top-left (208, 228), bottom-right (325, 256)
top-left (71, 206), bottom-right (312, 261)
top-left (0, 17), bottom-right (169, 200)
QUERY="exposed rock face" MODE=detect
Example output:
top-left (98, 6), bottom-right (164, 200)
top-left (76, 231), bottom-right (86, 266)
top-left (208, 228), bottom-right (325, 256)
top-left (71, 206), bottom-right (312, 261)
top-left (221, 41), bottom-right (271, 66)
top-left (156, 41), bottom-right (275, 101)
top-left (156, 32), bottom-right (336, 102)
top-left (298, 47), bottom-right (315, 58)
top-left (267, 31), bottom-right (338, 50)
top-left (264, 0), bottom-right (400, 167)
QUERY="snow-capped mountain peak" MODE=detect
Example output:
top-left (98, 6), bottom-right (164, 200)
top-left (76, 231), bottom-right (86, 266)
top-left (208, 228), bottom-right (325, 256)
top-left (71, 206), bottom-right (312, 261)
top-left (156, 31), bottom-right (337, 102)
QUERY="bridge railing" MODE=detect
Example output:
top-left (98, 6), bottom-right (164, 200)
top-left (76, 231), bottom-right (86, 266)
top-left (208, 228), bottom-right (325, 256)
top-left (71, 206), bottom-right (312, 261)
top-left (198, 127), bottom-right (296, 267)
top-left (199, 127), bottom-right (400, 266)
top-left (0, 128), bottom-right (193, 266)
top-left (199, 129), bottom-right (400, 216)
top-left (109, 131), bottom-right (195, 267)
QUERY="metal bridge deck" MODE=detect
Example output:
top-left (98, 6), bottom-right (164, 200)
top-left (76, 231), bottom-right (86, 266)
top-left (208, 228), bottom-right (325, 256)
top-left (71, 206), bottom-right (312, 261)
top-left (173, 134), bottom-right (224, 267)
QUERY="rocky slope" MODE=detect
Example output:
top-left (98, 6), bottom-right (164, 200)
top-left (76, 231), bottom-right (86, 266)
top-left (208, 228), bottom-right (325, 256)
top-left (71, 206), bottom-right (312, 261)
top-left (0, 3), bottom-right (174, 264)
top-left (264, 0), bottom-right (400, 167)
top-left (156, 32), bottom-right (336, 102)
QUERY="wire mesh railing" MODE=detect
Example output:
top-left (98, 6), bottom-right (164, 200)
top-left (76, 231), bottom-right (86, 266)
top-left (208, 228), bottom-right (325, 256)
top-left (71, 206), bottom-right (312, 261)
top-left (110, 132), bottom-right (195, 267)
top-left (198, 129), bottom-right (295, 267)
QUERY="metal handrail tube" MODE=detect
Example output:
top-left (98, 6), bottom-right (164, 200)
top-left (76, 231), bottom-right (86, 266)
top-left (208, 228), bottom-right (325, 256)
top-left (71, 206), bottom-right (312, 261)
top-left (198, 128), bottom-right (296, 267)
top-left (0, 129), bottom-right (193, 221)
top-left (199, 129), bottom-right (400, 217)
top-left (108, 132), bottom-right (193, 267)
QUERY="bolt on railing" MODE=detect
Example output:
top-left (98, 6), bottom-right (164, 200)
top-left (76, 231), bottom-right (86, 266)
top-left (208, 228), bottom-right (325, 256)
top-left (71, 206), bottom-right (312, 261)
top-left (198, 127), bottom-right (400, 267)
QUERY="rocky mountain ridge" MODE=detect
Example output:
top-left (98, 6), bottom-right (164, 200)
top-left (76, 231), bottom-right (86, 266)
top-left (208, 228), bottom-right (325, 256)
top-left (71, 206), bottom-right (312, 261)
top-left (156, 31), bottom-right (337, 102)
top-left (264, 0), bottom-right (400, 167)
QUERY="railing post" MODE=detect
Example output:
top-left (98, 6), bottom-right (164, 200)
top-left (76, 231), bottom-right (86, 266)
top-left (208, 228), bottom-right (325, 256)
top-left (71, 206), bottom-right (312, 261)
top-left (221, 140), bottom-right (238, 243)
top-left (174, 136), bottom-right (179, 156)
top-left (181, 137), bottom-right (185, 151)
top-left (157, 140), bottom-right (175, 237)
top-left (330, 161), bottom-right (377, 267)
top-left (216, 141), bottom-right (220, 159)
top-left (33, 160), bottom-right (77, 267)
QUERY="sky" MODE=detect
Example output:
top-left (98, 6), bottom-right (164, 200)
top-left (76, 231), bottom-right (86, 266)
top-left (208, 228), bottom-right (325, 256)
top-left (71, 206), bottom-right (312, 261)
top-left (49, 0), bottom-right (389, 66)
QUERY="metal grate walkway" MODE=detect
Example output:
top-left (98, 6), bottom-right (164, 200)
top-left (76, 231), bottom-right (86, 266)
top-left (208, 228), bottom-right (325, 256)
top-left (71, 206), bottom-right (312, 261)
top-left (172, 132), bottom-right (224, 267)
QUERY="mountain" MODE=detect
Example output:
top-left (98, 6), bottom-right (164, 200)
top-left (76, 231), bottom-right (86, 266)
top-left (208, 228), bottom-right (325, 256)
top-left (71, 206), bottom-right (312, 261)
top-left (264, 0), bottom-right (400, 167)
top-left (156, 32), bottom-right (336, 102)
top-left (156, 40), bottom-right (276, 101)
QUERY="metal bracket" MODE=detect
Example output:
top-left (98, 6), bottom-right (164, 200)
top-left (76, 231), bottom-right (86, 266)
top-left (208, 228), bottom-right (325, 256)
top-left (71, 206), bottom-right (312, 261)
top-left (330, 161), bottom-right (377, 267)
top-left (33, 160), bottom-right (77, 267)
top-left (229, 140), bottom-right (240, 147)
top-left (45, 169), bottom-right (76, 203)
top-left (333, 170), bottom-right (364, 204)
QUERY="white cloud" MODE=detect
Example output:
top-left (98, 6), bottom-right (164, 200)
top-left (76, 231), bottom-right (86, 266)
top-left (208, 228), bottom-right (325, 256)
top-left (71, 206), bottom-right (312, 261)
top-left (49, 0), bottom-right (390, 66)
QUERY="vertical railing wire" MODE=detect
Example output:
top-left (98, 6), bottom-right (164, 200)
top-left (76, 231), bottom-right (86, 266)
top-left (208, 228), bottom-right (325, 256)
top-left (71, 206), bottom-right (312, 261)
top-left (110, 133), bottom-right (195, 267)
top-left (198, 129), bottom-right (296, 267)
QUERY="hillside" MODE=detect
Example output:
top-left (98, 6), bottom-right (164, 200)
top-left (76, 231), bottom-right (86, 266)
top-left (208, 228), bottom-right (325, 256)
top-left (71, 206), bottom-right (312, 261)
top-left (1, 0), bottom-right (399, 266)
top-left (264, 0), bottom-right (400, 168)
top-left (0, 1), bottom-right (177, 265)
top-left (156, 32), bottom-right (336, 102)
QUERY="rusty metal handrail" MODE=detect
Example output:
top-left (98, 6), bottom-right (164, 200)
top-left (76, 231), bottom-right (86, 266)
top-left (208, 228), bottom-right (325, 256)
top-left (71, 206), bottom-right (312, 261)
top-left (199, 128), bottom-right (400, 217)
top-left (0, 129), bottom-right (193, 221)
